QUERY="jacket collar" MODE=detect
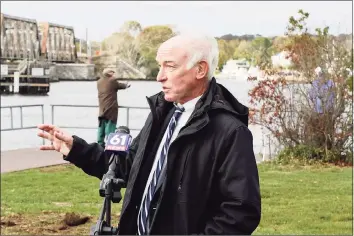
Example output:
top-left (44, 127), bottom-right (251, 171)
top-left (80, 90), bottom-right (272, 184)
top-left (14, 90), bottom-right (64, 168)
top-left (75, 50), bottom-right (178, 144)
top-left (146, 77), bottom-right (249, 126)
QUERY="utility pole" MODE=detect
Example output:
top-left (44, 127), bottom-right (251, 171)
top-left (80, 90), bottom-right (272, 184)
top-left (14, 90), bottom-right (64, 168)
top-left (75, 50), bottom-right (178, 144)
top-left (79, 39), bottom-right (82, 55)
top-left (86, 28), bottom-right (92, 58)
top-left (85, 28), bottom-right (88, 56)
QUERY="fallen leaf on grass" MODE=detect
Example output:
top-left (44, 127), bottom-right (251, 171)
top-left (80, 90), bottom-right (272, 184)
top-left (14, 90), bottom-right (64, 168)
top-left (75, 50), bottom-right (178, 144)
top-left (1, 220), bottom-right (16, 227)
top-left (63, 212), bottom-right (90, 226)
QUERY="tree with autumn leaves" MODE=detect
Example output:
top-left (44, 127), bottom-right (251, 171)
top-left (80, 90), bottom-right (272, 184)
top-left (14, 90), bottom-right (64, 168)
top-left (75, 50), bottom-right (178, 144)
top-left (248, 10), bottom-right (353, 165)
top-left (99, 21), bottom-right (175, 78)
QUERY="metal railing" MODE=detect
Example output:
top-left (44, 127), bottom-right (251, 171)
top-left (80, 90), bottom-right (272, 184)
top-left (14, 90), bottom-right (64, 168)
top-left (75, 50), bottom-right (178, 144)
top-left (1, 104), bottom-right (44, 131)
top-left (50, 104), bottom-right (150, 131)
top-left (1, 104), bottom-right (45, 145)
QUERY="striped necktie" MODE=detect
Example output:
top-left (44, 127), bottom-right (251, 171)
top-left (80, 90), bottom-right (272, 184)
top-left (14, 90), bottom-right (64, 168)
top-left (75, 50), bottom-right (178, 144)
top-left (137, 106), bottom-right (185, 235)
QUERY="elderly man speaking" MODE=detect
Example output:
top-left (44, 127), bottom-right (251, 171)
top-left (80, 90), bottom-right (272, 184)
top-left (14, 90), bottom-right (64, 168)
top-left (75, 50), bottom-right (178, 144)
top-left (37, 33), bottom-right (261, 235)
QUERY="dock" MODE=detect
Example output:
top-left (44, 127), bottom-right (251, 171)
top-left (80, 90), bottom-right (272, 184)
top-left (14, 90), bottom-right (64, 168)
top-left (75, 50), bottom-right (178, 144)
top-left (0, 72), bottom-right (50, 95)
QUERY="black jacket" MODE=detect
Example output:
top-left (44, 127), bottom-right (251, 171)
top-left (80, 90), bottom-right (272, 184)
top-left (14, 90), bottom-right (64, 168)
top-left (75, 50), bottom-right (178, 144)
top-left (65, 77), bottom-right (261, 235)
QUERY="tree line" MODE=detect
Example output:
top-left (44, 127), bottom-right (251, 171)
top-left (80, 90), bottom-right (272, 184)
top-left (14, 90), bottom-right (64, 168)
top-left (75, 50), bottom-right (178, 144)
top-left (75, 15), bottom-right (352, 79)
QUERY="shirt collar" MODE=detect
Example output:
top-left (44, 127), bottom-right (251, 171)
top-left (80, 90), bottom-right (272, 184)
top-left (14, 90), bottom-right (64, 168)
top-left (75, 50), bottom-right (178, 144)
top-left (174, 94), bottom-right (203, 112)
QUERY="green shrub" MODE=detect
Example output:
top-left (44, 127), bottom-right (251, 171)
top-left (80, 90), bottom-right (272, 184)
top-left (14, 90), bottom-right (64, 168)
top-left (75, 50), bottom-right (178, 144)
top-left (275, 145), bottom-right (353, 166)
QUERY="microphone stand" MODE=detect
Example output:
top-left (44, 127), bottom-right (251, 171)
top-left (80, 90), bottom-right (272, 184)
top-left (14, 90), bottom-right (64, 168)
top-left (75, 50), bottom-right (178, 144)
top-left (91, 154), bottom-right (125, 235)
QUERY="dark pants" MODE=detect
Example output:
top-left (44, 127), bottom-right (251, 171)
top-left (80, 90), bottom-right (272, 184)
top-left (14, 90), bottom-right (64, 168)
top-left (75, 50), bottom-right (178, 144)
top-left (97, 117), bottom-right (117, 147)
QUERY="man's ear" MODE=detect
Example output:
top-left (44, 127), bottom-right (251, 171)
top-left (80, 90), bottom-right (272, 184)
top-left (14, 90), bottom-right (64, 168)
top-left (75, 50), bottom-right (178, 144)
top-left (196, 61), bottom-right (208, 80)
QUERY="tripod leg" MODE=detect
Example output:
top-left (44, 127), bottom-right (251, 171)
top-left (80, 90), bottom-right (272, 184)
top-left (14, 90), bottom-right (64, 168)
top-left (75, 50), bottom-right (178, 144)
top-left (92, 198), bottom-right (107, 235)
top-left (106, 194), bottom-right (111, 226)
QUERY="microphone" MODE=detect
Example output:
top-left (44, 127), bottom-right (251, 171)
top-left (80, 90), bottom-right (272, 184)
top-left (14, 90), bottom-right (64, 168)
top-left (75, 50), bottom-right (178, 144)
top-left (105, 126), bottom-right (132, 176)
top-left (99, 126), bottom-right (132, 200)
top-left (105, 126), bottom-right (132, 154)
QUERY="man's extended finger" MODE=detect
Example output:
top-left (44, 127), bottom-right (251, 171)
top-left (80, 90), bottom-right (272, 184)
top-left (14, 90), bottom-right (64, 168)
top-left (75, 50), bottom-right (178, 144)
top-left (37, 124), bottom-right (56, 132)
top-left (39, 145), bottom-right (55, 151)
top-left (54, 131), bottom-right (72, 143)
top-left (37, 132), bottom-right (52, 141)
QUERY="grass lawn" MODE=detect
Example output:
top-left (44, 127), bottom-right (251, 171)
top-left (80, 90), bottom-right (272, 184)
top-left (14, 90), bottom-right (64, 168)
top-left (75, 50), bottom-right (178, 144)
top-left (1, 163), bottom-right (352, 235)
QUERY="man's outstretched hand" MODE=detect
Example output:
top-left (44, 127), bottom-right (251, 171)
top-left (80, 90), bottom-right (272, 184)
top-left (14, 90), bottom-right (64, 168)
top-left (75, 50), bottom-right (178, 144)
top-left (37, 124), bottom-right (74, 156)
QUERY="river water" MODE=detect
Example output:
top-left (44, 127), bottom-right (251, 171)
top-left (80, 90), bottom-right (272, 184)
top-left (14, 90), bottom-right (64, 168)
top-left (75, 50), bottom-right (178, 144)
top-left (1, 76), bottom-right (268, 156)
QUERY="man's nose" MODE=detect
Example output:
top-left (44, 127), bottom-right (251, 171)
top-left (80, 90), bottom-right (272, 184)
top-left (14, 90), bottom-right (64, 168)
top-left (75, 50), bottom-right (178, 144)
top-left (156, 69), bottom-right (167, 82)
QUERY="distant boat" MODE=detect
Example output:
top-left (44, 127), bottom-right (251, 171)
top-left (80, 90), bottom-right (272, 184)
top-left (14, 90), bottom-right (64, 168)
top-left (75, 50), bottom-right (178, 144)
top-left (221, 59), bottom-right (250, 79)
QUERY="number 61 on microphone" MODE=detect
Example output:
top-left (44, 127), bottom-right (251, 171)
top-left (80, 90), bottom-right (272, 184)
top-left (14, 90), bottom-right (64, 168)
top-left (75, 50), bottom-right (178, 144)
top-left (105, 133), bottom-right (132, 152)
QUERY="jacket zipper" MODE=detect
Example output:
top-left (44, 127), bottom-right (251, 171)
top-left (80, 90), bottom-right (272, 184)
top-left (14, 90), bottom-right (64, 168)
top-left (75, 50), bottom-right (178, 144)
top-left (177, 148), bottom-right (191, 192)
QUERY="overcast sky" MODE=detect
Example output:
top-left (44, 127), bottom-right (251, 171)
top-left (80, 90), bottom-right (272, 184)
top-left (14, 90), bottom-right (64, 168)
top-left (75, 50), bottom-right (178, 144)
top-left (1, 1), bottom-right (352, 41)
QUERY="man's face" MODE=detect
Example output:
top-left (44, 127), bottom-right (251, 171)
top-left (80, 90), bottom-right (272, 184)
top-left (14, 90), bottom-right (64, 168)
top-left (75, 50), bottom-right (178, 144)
top-left (155, 44), bottom-right (199, 104)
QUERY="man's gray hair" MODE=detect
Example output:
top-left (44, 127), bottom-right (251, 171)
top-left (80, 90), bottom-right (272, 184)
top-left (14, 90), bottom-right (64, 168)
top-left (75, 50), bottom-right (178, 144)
top-left (173, 33), bottom-right (219, 80)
